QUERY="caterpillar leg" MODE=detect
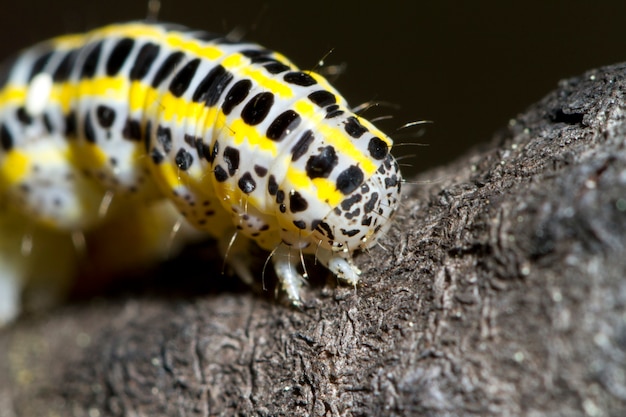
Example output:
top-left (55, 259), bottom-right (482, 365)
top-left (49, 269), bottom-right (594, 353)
top-left (271, 245), bottom-right (306, 305)
top-left (315, 248), bottom-right (361, 287)
top-left (271, 246), bottom-right (361, 305)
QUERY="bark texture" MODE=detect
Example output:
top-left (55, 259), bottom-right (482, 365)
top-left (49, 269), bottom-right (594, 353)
top-left (2, 63), bottom-right (626, 417)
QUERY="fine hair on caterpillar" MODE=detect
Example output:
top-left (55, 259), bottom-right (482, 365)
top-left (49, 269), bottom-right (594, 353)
top-left (0, 21), bottom-right (404, 324)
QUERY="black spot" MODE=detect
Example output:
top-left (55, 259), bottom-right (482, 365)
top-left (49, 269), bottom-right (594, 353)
top-left (189, 135), bottom-right (201, 150)
top-left (254, 165), bottom-right (268, 177)
top-left (240, 49), bottom-right (271, 59)
top-left (384, 155), bottom-right (392, 170)
top-left (151, 51), bottom-right (184, 87)
top-left (293, 220), bottom-right (306, 230)
top-left (84, 114), bottom-right (96, 143)
top-left (223, 146), bottom-right (240, 176)
top-left (325, 107), bottom-right (345, 119)
top-left (29, 50), bottom-right (53, 81)
top-left (290, 130), bottom-right (314, 161)
top-left (169, 58), bottom-right (200, 97)
top-left (143, 120), bottom-right (152, 153)
top-left (361, 216), bottom-right (372, 226)
top-left (156, 125), bottom-right (172, 153)
top-left (42, 113), bottom-right (53, 133)
top-left (289, 191), bottom-right (308, 213)
top-left (268, 175), bottom-right (278, 195)
top-left (267, 110), bottom-right (300, 141)
top-left (276, 190), bottom-right (285, 204)
top-left (53, 50), bottom-right (78, 82)
top-left (368, 137), bottom-right (388, 160)
top-left (175, 148), bottom-right (194, 170)
top-left (305, 146), bottom-right (338, 179)
top-left (308, 90), bottom-right (336, 107)
top-left (249, 56), bottom-right (275, 64)
top-left (264, 62), bottom-right (290, 74)
top-left (106, 38), bottom-right (135, 76)
top-left (81, 42), bottom-right (103, 79)
top-left (336, 165), bottom-right (364, 195)
top-left (96, 105), bottom-right (116, 128)
top-left (193, 65), bottom-right (233, 106)
top-left (364, 192), bottom-right (379, 213)
top-left (0, 124), bottom-right (13, 151)
top-left (122, 119), bottom-right (142, 141)
top-left (222, 79), bottom-right (252, 115)
top-left (284, 71), bottom-right (316, 86)
top-left (345, 208), bottom-right (361, 220)
top-left (196, 139), bottom-right (213, 163)
top-left (64, 112), bottom-right (77, 136)
top-left (238, 172), bottom-right (256, 193)
top-left (315, 221), bottom-right (334, 240)
top-left (130, 43), bottom-right (160, 81)
top-left (385, 175), bottom-right (399, 189)
top-left (151, 148), bottom-right (164, 164)
top-left (344, 116), bottom-right (367, 138)
top-left (341, 194), bottom-right (362, 211)
top-left (182, 133), bottom-right (194, 146)
top-left (16, 107), bottom-right (32, 125)
top-left (241, 92), bottom-right (274, 125)
top-left (214, 165), bottom-right (228, 182)
top-left (280, 204), bottom-right (287, 213)
top-left (341, 228), bottom-right (360, 237)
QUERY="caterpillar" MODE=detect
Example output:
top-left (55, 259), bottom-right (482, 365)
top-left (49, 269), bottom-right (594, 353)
top-left (0, 22), bottom-right (402, 323)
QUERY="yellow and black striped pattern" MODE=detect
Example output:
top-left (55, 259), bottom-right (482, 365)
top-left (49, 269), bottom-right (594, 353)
top-left (0, 22), bottom-right (402, 310)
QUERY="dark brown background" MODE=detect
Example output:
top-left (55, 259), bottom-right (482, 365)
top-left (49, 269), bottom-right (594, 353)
top-left (1, 0), bottom-right (623, 177)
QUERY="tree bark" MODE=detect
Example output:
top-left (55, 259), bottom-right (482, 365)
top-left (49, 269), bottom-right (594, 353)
top-left (2, 63), bottom-right (626, 417)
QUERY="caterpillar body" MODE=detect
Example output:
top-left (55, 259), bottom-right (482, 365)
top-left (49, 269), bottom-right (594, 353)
top-left (0, 22), bottom-right (402, 322)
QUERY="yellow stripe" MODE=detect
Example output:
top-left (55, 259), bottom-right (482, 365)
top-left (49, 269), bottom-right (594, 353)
top-left (165, 33), bottom-right (223, 61)
top-left (158, 91), bottom-right (204, 124)
top-left (313, 177), bottom-right (343, 207)
top-left (0, 86), bottom-right (27, 107)
top-left (50, 76), bottom-right (128, 113)
top-left (52, 23), bottom-right (224, 61)
top-left (284, 166), bottom-right (343, 208)
top-left (153, 158), bottom-right (180, 192)
top-left (0, 151), bottom-right (30, 186)
top-left (241, 65), bottom-right (294, 98)
top-left (50, 33), bottom-right (88, 50)
top-left (227, 118), bottom-right (278, 155)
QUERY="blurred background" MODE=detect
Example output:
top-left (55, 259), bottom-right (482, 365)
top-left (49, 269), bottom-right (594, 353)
top-left (0, 0), bottom-right (624, 178)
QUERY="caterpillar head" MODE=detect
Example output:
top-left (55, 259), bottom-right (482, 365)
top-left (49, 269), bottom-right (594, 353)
top-left (311, 153), bottom-right (401, 253)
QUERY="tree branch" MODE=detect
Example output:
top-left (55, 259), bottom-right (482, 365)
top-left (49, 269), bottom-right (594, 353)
top-left (2, 63), bottom-right (626, 416)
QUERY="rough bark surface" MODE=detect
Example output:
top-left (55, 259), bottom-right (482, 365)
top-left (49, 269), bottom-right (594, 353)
top-left (2, 63), bottom-right (626, 417)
